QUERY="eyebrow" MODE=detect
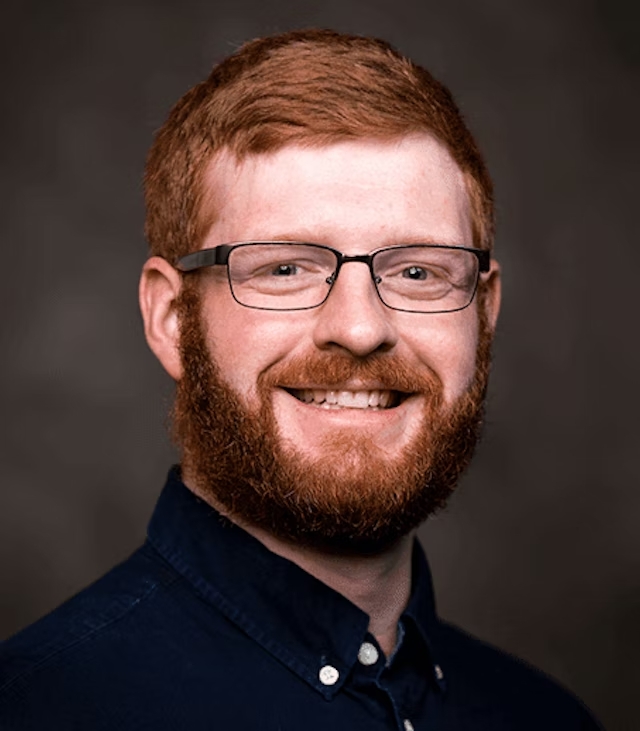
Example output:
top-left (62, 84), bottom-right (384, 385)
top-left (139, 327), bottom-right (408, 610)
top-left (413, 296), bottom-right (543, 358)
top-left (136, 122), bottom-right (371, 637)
top-left (244, 232), bottom-right (470, 248)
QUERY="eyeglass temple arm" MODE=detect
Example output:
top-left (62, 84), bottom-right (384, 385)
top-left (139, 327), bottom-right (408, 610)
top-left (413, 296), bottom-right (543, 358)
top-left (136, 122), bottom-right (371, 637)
top-left (175, 245), bottom-right (234, 272)
top-left (477, 249), bottom-right (490, 273)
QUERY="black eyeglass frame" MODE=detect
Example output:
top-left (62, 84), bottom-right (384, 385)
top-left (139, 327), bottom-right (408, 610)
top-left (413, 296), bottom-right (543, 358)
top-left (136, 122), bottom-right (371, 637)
top-left (174, 241), bottom-right (491, 314)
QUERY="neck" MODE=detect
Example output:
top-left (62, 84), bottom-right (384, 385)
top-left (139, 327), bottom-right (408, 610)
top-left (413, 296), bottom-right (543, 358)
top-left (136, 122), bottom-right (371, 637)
top-left (250, 526), bottom-right (415, 658)
top-left (186, 475), bottom-right (415, 658)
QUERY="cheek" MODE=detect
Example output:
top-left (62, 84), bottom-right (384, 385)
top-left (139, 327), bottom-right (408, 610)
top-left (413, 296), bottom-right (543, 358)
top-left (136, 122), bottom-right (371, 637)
top-left (406, 313), bottom-right (480, 403)
top-left (200, 290), bottom-right (311, 397)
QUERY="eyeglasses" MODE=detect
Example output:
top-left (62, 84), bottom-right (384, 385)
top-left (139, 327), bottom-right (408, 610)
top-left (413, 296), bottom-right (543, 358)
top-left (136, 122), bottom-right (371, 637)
top-left (175, 241), bottom-right (490, 313)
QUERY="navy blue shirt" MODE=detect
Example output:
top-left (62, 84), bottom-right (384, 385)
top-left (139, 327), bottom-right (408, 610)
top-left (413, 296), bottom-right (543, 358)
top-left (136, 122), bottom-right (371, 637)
top-left (1, 469), bottom-right (601, 730)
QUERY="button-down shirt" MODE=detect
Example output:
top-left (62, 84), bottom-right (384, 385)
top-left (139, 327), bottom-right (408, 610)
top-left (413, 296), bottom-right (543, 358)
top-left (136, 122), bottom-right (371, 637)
top-left (0, 469), bottom-right (601, 729)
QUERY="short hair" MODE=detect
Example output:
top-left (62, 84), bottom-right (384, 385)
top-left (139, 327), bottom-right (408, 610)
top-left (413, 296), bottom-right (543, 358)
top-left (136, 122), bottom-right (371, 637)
top-left (144, 29), bottom-right (494, 263)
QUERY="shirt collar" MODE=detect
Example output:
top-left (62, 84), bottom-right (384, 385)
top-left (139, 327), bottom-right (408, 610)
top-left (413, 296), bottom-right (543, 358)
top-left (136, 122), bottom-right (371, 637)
top-left (147, 468), bottom-right (443, 698)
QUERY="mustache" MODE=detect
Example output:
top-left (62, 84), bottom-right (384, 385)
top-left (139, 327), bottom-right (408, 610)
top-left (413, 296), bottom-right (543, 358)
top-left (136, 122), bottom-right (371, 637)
top-left (259, 352), bottom-right (443, 396)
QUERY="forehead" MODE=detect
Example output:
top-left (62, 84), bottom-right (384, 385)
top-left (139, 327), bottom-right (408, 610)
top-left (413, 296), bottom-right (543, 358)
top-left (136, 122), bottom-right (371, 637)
top-left (200, 135), bottom-right (472, 250)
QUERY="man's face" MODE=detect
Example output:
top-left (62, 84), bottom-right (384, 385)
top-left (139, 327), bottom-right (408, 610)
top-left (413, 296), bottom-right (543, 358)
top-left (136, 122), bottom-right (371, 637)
top-left (171, 135), bottom-right (499, 552)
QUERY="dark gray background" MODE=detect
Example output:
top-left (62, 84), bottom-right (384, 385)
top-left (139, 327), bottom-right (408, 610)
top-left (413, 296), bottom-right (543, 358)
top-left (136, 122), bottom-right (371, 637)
top-left (1, 1), bottom-right (638, 729)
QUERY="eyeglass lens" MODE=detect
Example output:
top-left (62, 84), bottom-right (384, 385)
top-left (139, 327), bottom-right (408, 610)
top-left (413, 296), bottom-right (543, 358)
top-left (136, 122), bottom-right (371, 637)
top-left (227, 243), bottom-right (480, 312)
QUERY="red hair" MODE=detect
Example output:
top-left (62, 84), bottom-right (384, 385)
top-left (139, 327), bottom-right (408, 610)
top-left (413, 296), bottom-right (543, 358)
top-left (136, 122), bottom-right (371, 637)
top-left (144, 29), bottom-right (494, 262)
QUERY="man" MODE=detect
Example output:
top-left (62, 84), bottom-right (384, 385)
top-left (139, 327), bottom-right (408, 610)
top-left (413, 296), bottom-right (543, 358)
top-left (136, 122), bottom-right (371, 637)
top-left (0, 29), bottom-right (600, 730)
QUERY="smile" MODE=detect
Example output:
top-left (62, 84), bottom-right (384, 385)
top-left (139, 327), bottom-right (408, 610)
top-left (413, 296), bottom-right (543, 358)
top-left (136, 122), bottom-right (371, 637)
top-left (287, 388), bottom-right (402, 410)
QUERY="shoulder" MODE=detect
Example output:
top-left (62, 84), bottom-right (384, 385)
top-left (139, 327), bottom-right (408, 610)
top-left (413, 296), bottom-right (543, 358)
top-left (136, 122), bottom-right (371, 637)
top-left (0, 544), bottom-right (182, 724)
top-left (433, 620), bottom-right (603, 730)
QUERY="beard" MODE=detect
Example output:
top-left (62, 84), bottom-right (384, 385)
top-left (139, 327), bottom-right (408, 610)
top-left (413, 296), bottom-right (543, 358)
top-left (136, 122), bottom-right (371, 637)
top-left (172, 284), bottom-right (492, 555)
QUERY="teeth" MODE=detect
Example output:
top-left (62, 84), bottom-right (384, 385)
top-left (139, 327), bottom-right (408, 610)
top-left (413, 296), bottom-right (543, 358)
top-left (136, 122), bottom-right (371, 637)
top-left (314, 389), bottom-right (327, 404)
top-left (293, 389), bottom-right (397, 409)
top-left (340, 391), bottom-right (370, 409)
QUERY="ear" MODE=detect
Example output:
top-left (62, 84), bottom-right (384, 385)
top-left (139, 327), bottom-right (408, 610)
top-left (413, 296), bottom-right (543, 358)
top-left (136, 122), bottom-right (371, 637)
top-left (139, 256), bottom-right (184, 380)
top-left (481, 258), bottom-right (501, 332)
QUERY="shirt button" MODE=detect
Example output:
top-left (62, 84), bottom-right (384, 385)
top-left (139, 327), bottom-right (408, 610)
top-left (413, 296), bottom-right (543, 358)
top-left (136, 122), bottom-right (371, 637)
top-left (319, 665), bottom-right (340, 686)
top-left (403, 719), bottom-right (415, 731)
top-left (357, 641), bottom-right (379, 666)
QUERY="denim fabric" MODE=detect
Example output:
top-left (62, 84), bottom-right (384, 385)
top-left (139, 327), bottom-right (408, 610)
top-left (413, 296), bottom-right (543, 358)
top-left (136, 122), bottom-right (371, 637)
top-left (0, 468), bottom-right (601, 730)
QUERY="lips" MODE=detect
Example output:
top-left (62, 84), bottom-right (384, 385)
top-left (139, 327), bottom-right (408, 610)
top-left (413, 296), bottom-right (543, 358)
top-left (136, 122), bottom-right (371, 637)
top-left (286, 388), bottom-right (402, 410)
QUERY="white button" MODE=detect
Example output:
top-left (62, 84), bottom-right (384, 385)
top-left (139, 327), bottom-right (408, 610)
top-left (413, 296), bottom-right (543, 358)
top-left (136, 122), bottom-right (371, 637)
top-left (434, 664), bottom-right (444, 680)
top-left (403, 719), bottom-right (414, 731)
top-left (319, 665), bottom-right (340, 686)
top-left (357, 641), bottom-right (379, 666)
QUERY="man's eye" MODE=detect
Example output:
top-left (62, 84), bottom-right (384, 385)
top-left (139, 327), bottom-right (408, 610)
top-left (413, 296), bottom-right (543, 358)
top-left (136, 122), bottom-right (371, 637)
top-left (271, 263), bottom-right (299, 276)
top-left (402, 266), bottom-right (429, 280)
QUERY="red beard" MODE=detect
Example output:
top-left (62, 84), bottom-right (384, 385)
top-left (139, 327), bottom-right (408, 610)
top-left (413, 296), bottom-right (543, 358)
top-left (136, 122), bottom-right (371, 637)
top-left (172, 285), bottom-right (492, 555)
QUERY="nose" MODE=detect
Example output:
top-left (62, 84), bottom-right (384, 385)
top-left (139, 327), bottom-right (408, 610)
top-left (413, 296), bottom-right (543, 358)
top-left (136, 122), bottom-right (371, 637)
top-left (312, 260), bottom-right (398, 357)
